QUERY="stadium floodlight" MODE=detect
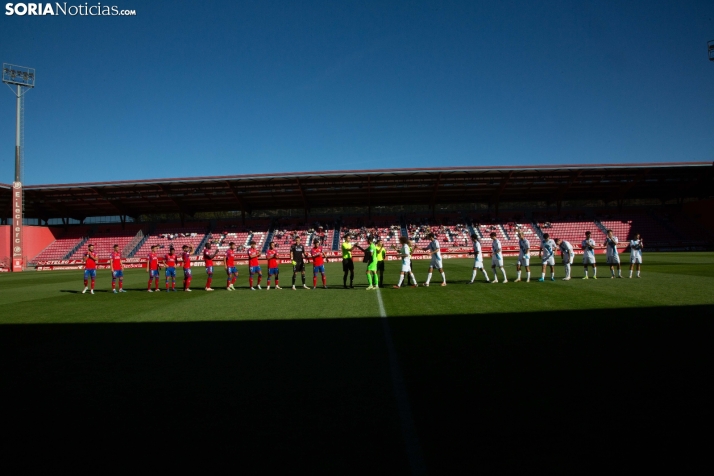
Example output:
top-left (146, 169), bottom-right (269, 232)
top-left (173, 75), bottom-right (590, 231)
top-left (3, 63), bottom-right (35, 272)
top-left (709, 40), bottom-right (714, 61)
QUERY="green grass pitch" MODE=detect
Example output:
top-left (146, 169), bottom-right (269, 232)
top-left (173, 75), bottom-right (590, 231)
top-left (1, 253), bottom-right (712, 323)
top-left (1, 253), bottom-right (712, 471)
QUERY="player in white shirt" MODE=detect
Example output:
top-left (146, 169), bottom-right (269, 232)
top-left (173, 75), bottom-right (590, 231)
top-left (538, 233), bottom-right (557, 282)
top-left (514, 230), bottom-right (530, 282)
top-left (489, 231), bottom-right (508, 283)
top-left (467, 234), bottom-right (490, 283)
top-left (604, 229), bottom-right (622, 278)
top-left (392, 236), bottom-right (418, 288)
top-left (581, 231), bottom-right (598, 279)
top-left (628, 233), bottom-right (643, 278)
top-left (421, 233), bottom-right (446, 286)
top-left (555, 238), bottom-right (574, 280)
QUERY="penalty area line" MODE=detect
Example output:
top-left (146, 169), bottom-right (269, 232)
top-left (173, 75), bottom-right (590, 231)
top-left (376, 288), bottom-right (427, 475)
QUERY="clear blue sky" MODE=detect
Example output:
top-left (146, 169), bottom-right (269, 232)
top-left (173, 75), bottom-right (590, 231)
top-left (1, 0), bottom-right (713, 185)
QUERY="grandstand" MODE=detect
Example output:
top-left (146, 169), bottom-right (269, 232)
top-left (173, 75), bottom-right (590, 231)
top-left (2, 162), bottom-right (713, 268)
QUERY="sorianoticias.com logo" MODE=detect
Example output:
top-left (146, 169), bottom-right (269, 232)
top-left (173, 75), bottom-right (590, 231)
top-left (5, 3), bottom-right (137, 16)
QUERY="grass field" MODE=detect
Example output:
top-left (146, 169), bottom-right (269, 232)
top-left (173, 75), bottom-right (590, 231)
top-left (1, 253), bottom-right (712, 471)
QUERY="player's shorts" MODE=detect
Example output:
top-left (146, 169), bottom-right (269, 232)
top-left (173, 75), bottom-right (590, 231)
top-left (268, 267), bottom-right (280, 276)
top-left (293, 261), bottom-right (305, 273)
top-left (112, 270), bottom-right (123, 279)
top-left (473, 258), bottom-right (484, 269)
top-left (582, 254), bottom-right (596, 265)
top-left (367, 262), bottom-right (378, 272)
top-left (562, 254), bottom-right (574, 265)
top-left (249, 266), bottom-right (261, 274)
top-left (342, 258), bottom-right (354, 272)
top-left (517, 255), bottom-right (530, 267)
top-left (429, 256), bottom-right (443, 269)
top-left (541, 256), bottom-right (555, 266)
top-left (606, 255), bottom-right (620, 265)
top-left (491, 255), bottom-right (503, 268)
top-left (149, 269), bottom-right (160, 278)
top-left (630, 256), bottom-right (642, 264)
top-left (165, 267), bottom-right (176, 278)
top-left (377, 261), bottom-right (385, 271)
top-left (205, 266), bottom-right (214, 275)
top-left (313, 265), bottom-right (325, 275)
top-left (84, 269), bottom-right (97, 279)
top-left (183, 268), bottom-right (192, 278)
top-left (226, 266), bottom-right (237, 275)
top-left (401, 260), bottom-right (412, 273)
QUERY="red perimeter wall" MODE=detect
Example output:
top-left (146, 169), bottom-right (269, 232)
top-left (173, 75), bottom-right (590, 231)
top-left (23, 226), bottom-right (60, 261)
top-left (0, 225), bottom-right (9, 263)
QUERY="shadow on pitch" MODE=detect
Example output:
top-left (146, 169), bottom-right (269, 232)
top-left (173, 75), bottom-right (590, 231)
top-left (1, 304), bottom-right (711, 472)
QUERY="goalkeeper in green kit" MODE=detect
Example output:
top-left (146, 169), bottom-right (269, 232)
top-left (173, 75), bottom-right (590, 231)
top-left (354, 235), bottom-right (379, 290)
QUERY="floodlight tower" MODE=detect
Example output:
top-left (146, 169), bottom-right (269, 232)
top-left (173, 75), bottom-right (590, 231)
top-left (2, 64), bottom-right (35, 272)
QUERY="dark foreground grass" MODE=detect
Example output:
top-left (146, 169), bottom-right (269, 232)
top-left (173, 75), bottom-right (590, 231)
top-left (0, 253), bottom-right (712, 471)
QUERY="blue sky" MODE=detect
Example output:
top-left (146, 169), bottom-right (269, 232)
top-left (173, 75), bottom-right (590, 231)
top-left (1, 0), bottom-right (713, 185)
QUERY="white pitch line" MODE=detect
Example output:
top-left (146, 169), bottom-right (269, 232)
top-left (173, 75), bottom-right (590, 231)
top-left (376, 288), bottom-right (427, 475)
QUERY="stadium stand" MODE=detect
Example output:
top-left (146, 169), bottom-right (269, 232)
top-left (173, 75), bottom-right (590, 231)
top-left (340, 216), bottom-right (401, 254)
top-left (406, 214), bottom-right (471, 250)
top-left (133, 223), bottom-right (209, 257)
top-left (67, 225), bottom-right (143, 259)
top-left (31, 227), bottom-right (92, 262)
top-left (597, 214), bottom-right (679, 246)
top-left (535, 219), bottom-right (606, 249)
top-left (272, 218), bottom-right (337, 255)
top-left (466, 216), bottom-right (539, 251)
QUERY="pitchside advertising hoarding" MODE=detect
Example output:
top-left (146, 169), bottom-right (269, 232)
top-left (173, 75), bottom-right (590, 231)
top-left (12, 181), bottom-right (22, 271)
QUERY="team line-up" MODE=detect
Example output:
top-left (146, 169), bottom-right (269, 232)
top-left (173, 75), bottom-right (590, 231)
top-left (78, 229), bottom-right (645, 294)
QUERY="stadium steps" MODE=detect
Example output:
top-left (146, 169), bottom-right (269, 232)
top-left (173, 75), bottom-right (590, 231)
top-left (64, 235), bottom-right (90, 260)
top-left (123, 228), bottom-right (145, 257)
top-left (499, 224), bottom-right (511, 241)
top-left (531, 221), bottom-right (544, 241)
top-left (594, 220), bottom-right (609, 236)
top-left (263, 227), bottom-right (275, 253)
top-left (195, 230), bottom-right (212, 255)
top-left (128, 233), bottom-right (149, 258)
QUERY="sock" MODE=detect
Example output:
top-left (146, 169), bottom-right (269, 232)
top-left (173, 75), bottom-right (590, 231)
top-left (206, 277), bottom-right (212, 288)
top-left (147, 279), bottom-right (152, 290)
top-left (292, 274), bottom-right (296, 286)
top-left (275, 278), bottom-right (279, 286)
top-left (301, 275), bottom-right (306, 285)
top-left (611, 269), bottom-right (615, 276)
top-left (441, 271), bottom-right (446, 283)
top-left (228, 278), bottom-right (232, 287)
top-left (618, 269), bottom-right (622, 277)
top-left (251, 277), bottom-right (255, 287)
top-left (500, 268), bottom-right (507, 280)
top-left (409, 272), bottom-right (417, 284)
top-left (232, 276), bottom-right (237, 285)
top-left (119, 279), bottom-right (123, 290)
top-left (426, 272), bottom-right (432, 284)
top-left (187, 277), bottom-right (191, 288)
top-left (258, 276), bottom-right (262, 285)
top-left (373, 273), bottom-right (379, 287)
top-left (91, 279), bottom-right (95, 290)
top-left (84, 279), bottom-right (88, 287)
top-left (629, 270), bottom-right (633, 277)
top-left (637, 270), bottom-right (640, 277)
top-left (471, 270), bottom-right (477, 281)
top-left (322, 276), bottom-right (326, 286)
top-left (398, 275), bottom-right (404, 287)
top-left (171, 281), bottom-right (175, 290)
top-left (350, 272), bottom-right (354, 285)
top-left (313, 276), bottom-right (317, 287)
top-left (154, 278), bottom-right (159, 290)
top-left (541, 272), bottom-right (545, 279)
top-left (517, 270), bottom-right (521, 280)
top-left (584, 269), bottom-right (588, 277)
top-left (526, 271), bottom-right (530, 280)
top-left (112, 281), bottom-right (116, 290)
top-left (166, 281), bottom-right (169, 290)
top-left (565, 264), bottom-right (570, 278)
top-left (343, 273), bottom-right (347, 286)
top-left (367, 274), bottom-right (372, 286)
top-left (550, 272), bottom-right (554, 279)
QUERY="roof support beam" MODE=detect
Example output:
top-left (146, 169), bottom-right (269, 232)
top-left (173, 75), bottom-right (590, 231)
top-left (430, 172), bottom-right (442, 211)
top-left (296, 178), bottom-right (309, 212)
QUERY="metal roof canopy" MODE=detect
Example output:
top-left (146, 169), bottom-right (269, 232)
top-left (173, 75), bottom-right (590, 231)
top-left (2, 162), bottom-right (712, 221)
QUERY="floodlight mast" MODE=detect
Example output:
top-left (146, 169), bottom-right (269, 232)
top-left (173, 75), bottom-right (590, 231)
top-left (2, 64), bottom-right (35, 272)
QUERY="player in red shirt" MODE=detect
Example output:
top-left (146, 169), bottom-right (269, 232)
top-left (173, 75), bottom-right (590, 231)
top-left (266, 241), bottom-right (281, 290)
top-left (82, 244), bottom-right (98, 294)
top-left (181, 244), bottom-right (193, 291)
top-left (109, 244), bottom-right (126, 293)
top-left (247, 240), bottom-right (262, 290)
top-left (164, 246), bottom-right (178, 292)
top-left (203, 242), bottom-right (219, 291)
top-left (225, 242), bottom-right (239, 291)
top-left (310, 239), bottom-right (327, 289)
top-left (147, 245), bottom-right (161, 292)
